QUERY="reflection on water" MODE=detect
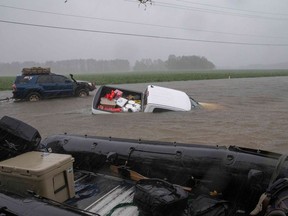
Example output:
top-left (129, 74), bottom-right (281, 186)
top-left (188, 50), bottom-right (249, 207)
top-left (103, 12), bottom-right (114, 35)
top-left (0, 77), bottom-right (288, 154)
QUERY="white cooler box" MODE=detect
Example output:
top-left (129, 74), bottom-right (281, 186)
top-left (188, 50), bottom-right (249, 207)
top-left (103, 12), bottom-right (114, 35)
top-left (0, 151), bottom-right (75, 203)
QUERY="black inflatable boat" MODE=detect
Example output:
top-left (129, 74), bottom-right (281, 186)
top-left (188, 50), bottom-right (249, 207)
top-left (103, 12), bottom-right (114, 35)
top-left (0, 115), bottom-right (287, 216)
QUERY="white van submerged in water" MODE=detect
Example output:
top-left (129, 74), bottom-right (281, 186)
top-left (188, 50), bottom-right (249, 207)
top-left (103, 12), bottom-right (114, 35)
top-left (92, 84), bottom-right (200, 114)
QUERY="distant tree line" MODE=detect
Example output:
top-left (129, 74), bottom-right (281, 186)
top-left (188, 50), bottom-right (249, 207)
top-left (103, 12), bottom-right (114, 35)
top-left (0, 55), bottom-right (215, 75)
top-left (133, 55), bottom-right (215, 71)
top-left (0, 59), bottom-right (130, 75)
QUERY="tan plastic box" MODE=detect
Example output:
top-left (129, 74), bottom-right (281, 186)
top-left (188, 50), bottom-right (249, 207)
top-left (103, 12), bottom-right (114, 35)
top-left (0, 151), bottom-right (75, 203)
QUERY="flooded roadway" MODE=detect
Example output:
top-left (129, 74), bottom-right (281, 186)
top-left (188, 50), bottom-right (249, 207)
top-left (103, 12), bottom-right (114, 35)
top-left (0, 76), bottom-right (288, 154)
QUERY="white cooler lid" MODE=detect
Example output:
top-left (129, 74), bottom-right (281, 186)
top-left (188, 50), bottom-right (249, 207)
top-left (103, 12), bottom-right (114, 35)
top-left (0, 151), bottom-right (74, 176)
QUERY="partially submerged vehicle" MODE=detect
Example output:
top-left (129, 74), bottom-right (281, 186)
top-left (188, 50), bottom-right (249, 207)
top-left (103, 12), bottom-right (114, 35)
top-left (0, 115), bottom-right (288, 216)
top-left (12, 67), bottom-right (96, 102)
top-left (92, 85), bottom-right (200, 114)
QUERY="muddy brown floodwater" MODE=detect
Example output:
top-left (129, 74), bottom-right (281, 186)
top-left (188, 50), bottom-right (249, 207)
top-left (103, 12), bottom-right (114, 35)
top-left (0, 77), bottom-right (288, 154)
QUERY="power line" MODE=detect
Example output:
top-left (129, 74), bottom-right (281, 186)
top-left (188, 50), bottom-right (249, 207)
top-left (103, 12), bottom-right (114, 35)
top-left (152, 1), bottom-right (288, 21)
top-left (175, 0), bottom-right (288, 17)
top-left (125, 0), bottom-right (288, 21)
top-left (1, 19), bottom-right (288, 46)
top-left (0, 4), bottom-right (286, 40)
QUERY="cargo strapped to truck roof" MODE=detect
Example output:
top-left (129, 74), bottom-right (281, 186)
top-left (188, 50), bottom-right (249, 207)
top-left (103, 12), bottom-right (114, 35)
top-left (22, 67), bottom-right (51, 75)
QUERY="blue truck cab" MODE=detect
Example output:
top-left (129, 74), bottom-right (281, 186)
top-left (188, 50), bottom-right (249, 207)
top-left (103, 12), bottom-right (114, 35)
top-left (12, 67), bottom-right (95, 101)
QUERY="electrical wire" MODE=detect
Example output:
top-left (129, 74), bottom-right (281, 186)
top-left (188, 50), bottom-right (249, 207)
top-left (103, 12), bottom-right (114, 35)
top-left (175, 0), bottom-right (288, 17)
top-left (125, 0), bottom-right (288, 21)
top-left (1, 19), bottom-right (288, 46)
top-left (0, 4), bottom-right (286, 40)
top-left (153, 1), bottom-right (288, 21)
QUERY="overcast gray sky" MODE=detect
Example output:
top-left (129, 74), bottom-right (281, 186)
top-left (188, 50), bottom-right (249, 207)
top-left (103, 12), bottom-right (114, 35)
top-left (0, 0), bottom-right (288, 68)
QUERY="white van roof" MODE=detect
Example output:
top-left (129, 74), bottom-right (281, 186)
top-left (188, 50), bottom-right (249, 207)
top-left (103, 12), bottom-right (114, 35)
top-left (146, 85), bottom-right (192, 111)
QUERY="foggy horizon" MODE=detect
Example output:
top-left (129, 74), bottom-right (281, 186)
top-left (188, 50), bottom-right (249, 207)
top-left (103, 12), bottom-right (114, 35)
top-left (1, 0), bottom-right (288, 70)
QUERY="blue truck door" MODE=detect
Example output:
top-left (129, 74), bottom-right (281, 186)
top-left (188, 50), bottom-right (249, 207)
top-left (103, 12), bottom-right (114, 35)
top-left (52, 75), bottom-right (74, 96)
top-left (36, 75), bottom-right (54, 97)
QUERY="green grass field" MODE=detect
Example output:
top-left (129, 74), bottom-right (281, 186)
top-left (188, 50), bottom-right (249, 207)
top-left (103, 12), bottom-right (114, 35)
top-left (1, 69), bottom-right (288, 91)
top-left (0, 77), bottom-right (15, 91)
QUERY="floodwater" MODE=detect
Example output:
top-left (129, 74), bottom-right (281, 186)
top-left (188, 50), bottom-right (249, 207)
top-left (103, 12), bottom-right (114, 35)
top-left (0, 77), bottom-right (288, 154)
